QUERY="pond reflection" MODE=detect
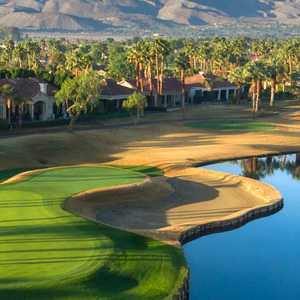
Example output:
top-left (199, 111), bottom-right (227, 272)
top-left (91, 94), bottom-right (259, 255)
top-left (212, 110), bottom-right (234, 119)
top-left (234, 153), bottom-right (300, 180)
top-left (184, 152), bottom-right (300, 300)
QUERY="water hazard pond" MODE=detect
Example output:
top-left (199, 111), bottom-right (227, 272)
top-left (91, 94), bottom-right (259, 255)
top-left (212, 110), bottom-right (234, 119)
top-left (183, 153), bottom-right (300, 300)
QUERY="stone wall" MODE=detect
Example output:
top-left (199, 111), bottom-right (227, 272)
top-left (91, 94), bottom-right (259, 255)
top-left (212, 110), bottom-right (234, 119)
top-left (179, 199), bottom-right (283, 245)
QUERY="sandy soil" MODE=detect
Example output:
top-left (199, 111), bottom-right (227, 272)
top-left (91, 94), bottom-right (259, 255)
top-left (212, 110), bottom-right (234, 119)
top-left (1, 109), bottom-right (300, 245)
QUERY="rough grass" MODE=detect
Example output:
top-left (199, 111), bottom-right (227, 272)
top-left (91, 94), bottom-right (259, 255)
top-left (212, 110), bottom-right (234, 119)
top-left (0, 166), bottom-right (187, 300)
top-left (185, 120), bottom-right (276, 131)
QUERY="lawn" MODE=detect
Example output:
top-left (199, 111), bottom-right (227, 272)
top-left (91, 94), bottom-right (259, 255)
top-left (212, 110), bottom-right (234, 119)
top-left (185, 120), bottom-right (276, 131)
top-left (0, 166), bottom-right (187, 300)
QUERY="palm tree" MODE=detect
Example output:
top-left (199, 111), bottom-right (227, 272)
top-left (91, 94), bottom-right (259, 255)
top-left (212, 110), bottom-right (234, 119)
top-left (184, 41), bottom-right (197, 70)
top-left (151, 38), bottom-right (164, 94)
top-left (66, 49), bottom-right (86, 76)
top-left (0, 84), bottom-right (15, 129)
top-left (228, 66), bottom-right (246, 104)
top-left (159, 40), bottom-right (170, 95)
top-left (3, 40), bottom-right (14, 66)
top-left (279, 39), bottom-right (299, 86)
top-left (229, 38), bottom-right (247, 68)
top-left (212, 37), bottom-right (230, 77)
top-left (127, 41), bottom-right (147, 92)
top-left (264, 60), bottom-right (285, 107)
top-left (127, 44), bottom-right (140, 90)
top-left (12, 43), bottom-right (27, 68)
top-left (244, 61), bottom-right (268, 113)
top-left (175, 51), bottom-right (190, 109)
top-left (151, 38), bottom-right (170, 95)
top-left (13, 93), bottom-right (32, 127)
top-left (196, 41), bottom-right (212, 73)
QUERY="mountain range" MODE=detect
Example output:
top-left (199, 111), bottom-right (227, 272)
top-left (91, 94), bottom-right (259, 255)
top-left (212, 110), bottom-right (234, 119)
top-left (1, 0), bottom-right (300, 31)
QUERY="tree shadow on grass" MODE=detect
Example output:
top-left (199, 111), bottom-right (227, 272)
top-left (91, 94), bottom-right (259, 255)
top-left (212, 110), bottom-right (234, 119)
top-left (0, 287), bottom-right (85, 300)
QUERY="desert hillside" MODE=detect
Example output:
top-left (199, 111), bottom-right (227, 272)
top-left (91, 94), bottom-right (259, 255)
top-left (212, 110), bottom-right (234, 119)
top-left (0, 0), bottom-right (300, 31)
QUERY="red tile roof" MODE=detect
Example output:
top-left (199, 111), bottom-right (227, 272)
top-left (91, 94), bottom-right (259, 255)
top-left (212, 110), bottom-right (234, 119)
top-left (185, 73), bottom-right (237, 90)
top-left (0, 77), bottom-right (57, 98)
top-left (101, 79), bottom-right (135, 97)
top-left (121, 78), bottom-right (181, 94)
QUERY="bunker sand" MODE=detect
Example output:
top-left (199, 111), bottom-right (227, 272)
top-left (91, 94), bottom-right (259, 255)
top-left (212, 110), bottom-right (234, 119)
top-left (68, 167), bottom-right (281, 246)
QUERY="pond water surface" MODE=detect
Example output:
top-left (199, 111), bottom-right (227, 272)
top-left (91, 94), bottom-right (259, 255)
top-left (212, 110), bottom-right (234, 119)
top-left (183, 153), bottom-right (300, 300)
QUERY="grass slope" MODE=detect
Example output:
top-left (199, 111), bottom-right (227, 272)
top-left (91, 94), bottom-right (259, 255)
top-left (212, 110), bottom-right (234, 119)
top-left (185, 120), bottom-right (276, 131)
top-left (0, 166), bottom-right (187, 300)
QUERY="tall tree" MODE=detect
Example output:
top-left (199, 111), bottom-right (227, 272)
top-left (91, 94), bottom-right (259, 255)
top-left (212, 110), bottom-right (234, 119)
top-left (55, 71), bottom-right (103, 130)
top-left (12, 43), bottom-right (26, 68)
top-left (151, 38), bottom-right (170, 94)
top-left (265, 60), bottom-right (285, 107)
top-left (175, 51), bottom-right (190, 109)
top-left (244, 61), bottom-right (268, 113)
top-left (0, 83), bottom-right (15, 128)
top-left (13, 93), bottom-right (32, 127)
top-left (228, 66), bottom-right (246, 104)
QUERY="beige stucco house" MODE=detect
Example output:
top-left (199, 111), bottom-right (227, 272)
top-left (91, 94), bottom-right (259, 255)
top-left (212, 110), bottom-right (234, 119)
top-left (0, 78), bottom-right (58, 122)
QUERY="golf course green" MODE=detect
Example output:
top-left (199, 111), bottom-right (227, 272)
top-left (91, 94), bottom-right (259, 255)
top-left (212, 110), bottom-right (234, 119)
top-left (185, 120), bottom-right (276, 131)
top-left (0, 166), bottom-right (187, 300)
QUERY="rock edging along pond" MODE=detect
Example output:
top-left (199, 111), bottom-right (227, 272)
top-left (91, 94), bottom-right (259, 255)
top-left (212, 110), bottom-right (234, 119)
top-left (171, 198), bottom-right (283, 299)
top-left (172, 168), bottom-right (284, 300)
top-left (179, 198), bottom-right (283, 245)
top-left (172, 199), bottom-right (283, 300)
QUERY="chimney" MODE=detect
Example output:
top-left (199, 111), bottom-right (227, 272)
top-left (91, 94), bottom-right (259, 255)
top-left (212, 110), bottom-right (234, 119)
top-left (39, 83), bottom-right (48, 95)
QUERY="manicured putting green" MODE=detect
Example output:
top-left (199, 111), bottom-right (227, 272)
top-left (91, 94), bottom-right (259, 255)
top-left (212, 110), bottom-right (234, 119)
top-left (0, 166), bottom-right (187, 300)
top-left (185, 120), bottom-right (276, 131)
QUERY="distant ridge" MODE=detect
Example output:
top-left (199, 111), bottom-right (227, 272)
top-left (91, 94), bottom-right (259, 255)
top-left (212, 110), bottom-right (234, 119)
top-left (1, 0), bottom-right (300, 32)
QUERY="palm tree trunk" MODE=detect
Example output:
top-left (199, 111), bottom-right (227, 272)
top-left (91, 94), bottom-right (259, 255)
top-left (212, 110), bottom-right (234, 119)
top-left (181, 69), bottom-right (185, 109)
top-left (148, 61), bottom-right (153, 93)
top-left (18, 104), bottom-right (23, 127)
top-left (68, 112), bottom-right (80, 131)
top-left (139, 62), bottom-right (144, 92)
top-left (135, 61), bottom-right (139, 89)
top-left (189, 56), bottom-right (193, 70)
top-left (155, 53), bottom-right (159, 94)
top-left (288, 56), bottom-right (293, 86)
top-left (251, 80), bottom-right (256, 112)
top-left (270, 78), bottom-right (276, 107)
top-left (255, 79), bottom-right (261, 113)
top-left (7, 99), bottom-right (12, 129)
top-left (160, 55), bottom-right (165, 95)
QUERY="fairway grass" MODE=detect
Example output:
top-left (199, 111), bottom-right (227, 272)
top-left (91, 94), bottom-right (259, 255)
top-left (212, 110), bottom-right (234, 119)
top-left (0, 166), bottom-right (187, 300)
top-left (185, 120), bottom-right (276, 131)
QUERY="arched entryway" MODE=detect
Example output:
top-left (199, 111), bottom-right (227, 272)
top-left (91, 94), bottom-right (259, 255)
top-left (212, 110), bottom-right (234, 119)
top-left (34, 101), bottom-right (45, 121)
